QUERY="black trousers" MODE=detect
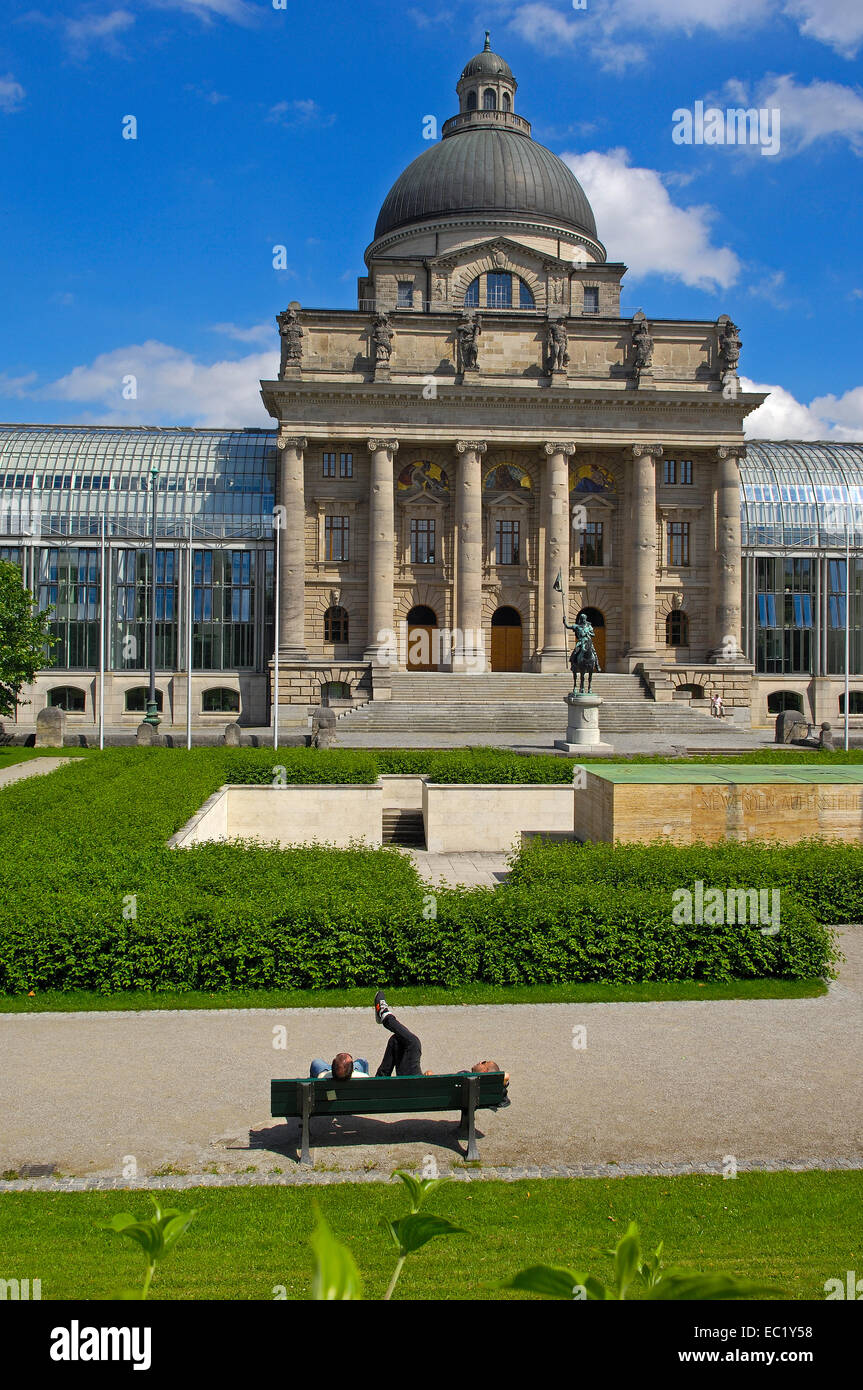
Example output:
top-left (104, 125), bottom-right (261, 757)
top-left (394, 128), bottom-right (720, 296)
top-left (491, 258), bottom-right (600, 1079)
top-left (375, 1012), bottom-right (422, 1076)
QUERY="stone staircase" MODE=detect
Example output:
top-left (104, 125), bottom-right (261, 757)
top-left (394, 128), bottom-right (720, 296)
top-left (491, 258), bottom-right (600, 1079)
top-left (382, 808), bottom-right (426, 846)
top-left (336, 673), bottom-right (722, 736)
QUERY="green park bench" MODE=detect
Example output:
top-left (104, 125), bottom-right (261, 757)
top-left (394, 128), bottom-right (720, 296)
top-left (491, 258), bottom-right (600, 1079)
top-left (271, 1072), bottom-right (509, 1165)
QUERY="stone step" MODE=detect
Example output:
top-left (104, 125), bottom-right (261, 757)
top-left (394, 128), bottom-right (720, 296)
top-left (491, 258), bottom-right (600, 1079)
top-left (382, 809), bottom-right (425, 846)
top-left (338, 699), bottom-right (718, 734)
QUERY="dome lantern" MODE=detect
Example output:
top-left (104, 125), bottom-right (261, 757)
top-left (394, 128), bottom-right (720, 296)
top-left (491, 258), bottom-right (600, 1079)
top-left (456, 31), bottom-right (518, 119)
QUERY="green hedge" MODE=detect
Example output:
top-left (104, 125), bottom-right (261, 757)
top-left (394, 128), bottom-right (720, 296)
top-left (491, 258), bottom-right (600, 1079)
top-left (0, 884), bottom-right (833, 992)
top-left (507, 837), bottom-right (863, 925)
top-left (0, 749), bottom-right (845, 993)
top-left (223, 747), bottom-right (576, 785)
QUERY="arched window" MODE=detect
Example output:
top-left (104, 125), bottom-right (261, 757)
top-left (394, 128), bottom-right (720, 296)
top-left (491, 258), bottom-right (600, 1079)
top-left (466, 90), bottom-right (477, 111)
top-left (666, 611), bottom-right (689, 646)
top-left (675, 682), bottom-right (705, 700)
top-left (324, 605), bottom-right (349, 643)
top-left (202, 687), bottom-right (240, 714)
top-left (502, 92), bottom-right (511, 112)
top-left (47, 686), bottom-right (85, 713)
top-left (324, 681), bottom-right (352, 703)
top-left (767, 691), bottom-right (803, 714)
top-left (839, 691), bottom-right (863, 714)
top-left (125, 687), bottom-right (164, 713)
top-left (463, 274), bottom-right (534, 310)
top-left (463, 277), bottom-right (480, 307)
top-left (483, 88), bottom-right (497, 110)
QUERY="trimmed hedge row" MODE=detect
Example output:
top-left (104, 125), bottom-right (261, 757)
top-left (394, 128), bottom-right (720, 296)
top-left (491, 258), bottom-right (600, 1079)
top-left (507, 837), bottom-right (863, 925)
top-left (224, 747), bottom-right (576, 785)
top-left (0, 884), bottom-right (833, 992)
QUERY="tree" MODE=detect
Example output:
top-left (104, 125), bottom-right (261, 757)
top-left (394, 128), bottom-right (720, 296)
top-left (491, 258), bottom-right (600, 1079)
top-left (0, 559), bottom-right (56, 718)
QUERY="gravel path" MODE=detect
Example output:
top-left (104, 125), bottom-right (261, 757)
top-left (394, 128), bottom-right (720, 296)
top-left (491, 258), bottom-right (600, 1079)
top-left (0, 757), bottom-right (82, 789)
top-left (2, 927), bottom-right (860, 1186)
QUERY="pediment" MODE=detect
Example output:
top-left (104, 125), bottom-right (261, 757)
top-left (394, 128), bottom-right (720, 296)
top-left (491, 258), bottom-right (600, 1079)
top-left (432, 237), bottom-right (562, 275)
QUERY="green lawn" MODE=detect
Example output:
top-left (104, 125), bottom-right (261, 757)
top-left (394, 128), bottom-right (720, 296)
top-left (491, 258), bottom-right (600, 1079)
top-left (0, 978), bottom-right (828, 1013)
top-left (0, 1171), bottom-right (857, 1300)
top-left (0, 748), bottom-right (88, 769)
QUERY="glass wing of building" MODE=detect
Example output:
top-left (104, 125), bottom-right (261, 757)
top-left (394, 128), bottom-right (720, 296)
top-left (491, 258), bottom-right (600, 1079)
top-left (741, 442), bottom-right (863, 678)
top-left (0, 426), bottom-right (277, 676)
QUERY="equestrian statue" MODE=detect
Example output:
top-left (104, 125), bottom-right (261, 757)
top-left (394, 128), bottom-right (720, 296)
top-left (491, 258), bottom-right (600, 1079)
top-left (564, 611), bottom-right (601, 695)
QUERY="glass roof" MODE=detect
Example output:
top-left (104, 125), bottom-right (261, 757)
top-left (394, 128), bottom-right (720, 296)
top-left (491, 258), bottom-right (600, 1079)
top-left (0, 426), bottom-right (278, 540)
top-left (741, 442), bottom-right (863, 551)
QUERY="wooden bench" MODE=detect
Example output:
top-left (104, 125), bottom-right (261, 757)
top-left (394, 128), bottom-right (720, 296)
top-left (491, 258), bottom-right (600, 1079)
top-left (271, 1072), bottom-right (509, 1165)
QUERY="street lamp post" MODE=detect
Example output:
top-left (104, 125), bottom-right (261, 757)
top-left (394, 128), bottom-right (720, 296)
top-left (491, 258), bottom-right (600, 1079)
top-left (144, 463), bottom-right (160, 728)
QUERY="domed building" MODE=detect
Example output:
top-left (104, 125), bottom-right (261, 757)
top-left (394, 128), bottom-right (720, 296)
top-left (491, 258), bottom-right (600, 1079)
top-left (2, 38), bottom-right (861, 740)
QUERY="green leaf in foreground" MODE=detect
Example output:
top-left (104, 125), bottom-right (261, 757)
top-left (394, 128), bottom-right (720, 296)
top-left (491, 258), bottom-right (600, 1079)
top-left (309, 1207), bottom-right (363, 1301)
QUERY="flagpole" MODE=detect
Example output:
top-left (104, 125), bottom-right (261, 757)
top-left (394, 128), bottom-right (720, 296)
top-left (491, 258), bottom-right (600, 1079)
top-left (98, 513), bottom-right (106, 751)
top-left (553, 569), bottom-right (568, 673)
top-left (186, 517), bottom-right (193, 753)
top-left (845, 515), bottom-right (850, 751)
top-left (273, 521), bottom-right (280, 752)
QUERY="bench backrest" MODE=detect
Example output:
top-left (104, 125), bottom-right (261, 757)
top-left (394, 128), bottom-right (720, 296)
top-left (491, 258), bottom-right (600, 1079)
top-left (271, 1072), bottom-right (507, 1117)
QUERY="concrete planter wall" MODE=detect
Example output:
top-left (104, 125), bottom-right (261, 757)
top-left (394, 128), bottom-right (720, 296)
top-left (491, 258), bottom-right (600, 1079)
top-left (422, 781), bottom-right (574, 854)
top-left (170, 783), bottom-right (383, 849)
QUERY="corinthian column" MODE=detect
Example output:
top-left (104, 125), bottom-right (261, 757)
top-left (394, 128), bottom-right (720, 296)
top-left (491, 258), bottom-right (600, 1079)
top-left (454, 440), bottom-right (487, 671)
top-left (629, 443), bottom-right (663, 664)
top-left (711, 446), bottom-right (745, 661)
top-left (539, 442), bottom-right (576, 671)
top-left (276, 431), bottom-right (308, 660)
top-left (364, 439), bottom-right (398, 663)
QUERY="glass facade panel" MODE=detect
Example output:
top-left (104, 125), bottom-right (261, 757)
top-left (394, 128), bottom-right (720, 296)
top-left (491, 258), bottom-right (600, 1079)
top-left (192, 549), bottom-right (256, 670)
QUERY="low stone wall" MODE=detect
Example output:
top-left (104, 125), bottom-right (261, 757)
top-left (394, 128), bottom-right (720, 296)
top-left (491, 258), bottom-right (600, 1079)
top-left (575, 772), bottom-right (863, 845)
top-left (170, 783), bottom-right (383, 849)
top-left (422, 782), bottom-right (574, 853)
top-left (379, 774), bottom-right (424, 809)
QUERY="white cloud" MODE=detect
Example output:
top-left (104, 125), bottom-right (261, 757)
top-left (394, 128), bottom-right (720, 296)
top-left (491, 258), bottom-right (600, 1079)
top-left (742, 376), bottom-right (863, 440)
top-left (755, 73), bottom-right (863, 153)
top-left (38, 341), bottom-right (277, 427)
top-left (561, 148), bottom-right (740, 290)
top-left (0, 75), bottom-right (25, 112)
top-left (608, 0), bottom-right (774, 33)
top-left (65, 9), bottom-right (135, 58)
top-left (209, 321), bottom-right (273, 344)
top-left (267, 99), bottom-right (336, 129)
top-left (145, 0), bottom-right (258, 22)
top-left (783, 0), bottom-right (863, 58)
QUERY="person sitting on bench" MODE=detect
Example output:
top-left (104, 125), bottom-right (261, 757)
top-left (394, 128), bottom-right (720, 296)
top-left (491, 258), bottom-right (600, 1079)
top-left (309, 1051), bottom-right (371, 1080)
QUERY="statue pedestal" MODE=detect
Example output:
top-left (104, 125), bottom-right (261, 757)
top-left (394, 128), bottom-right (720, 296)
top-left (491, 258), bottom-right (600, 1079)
top-left (554, 693), bottom-right (613, 755)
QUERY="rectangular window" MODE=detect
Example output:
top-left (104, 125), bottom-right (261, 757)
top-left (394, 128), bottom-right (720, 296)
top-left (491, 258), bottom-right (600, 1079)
top-left (410, 518), bottom-right (435, 565)
top-left (495, 519), bottom-right (520, 566)
top-left (667, 521), bottom-right (690, 567)
top-left (323, 452), bottom-right (336, 478)
top-left (397, 281), bottom-right (413, 308)
top-left (580, 521), bottom-right (604, 567)
top-left (487, 272), bottom-right (512, 309)
top-left (191, 548), bottom-right (257, 670)
top-left (664, 459), bottom-right (677, 485)
top-left (680, 459), bottom-right (693, 485)
top-left (583, 286), bottom-right (600, 314)
top-left (339, 452), bottom-right (353, 479)
top-left (324, 515), bottom-right (350, 562)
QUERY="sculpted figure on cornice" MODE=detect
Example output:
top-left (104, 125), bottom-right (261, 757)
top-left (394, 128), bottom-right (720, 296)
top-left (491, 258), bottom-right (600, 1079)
top-left (631, 311), bottom-right (654, 385)
top-left (372, 312), bottom-right (394, 365)
top-left (546, 317), bottom-right (569, 373)
top-left (719, 319), bottom-right (742, 376)
top-left (277, 306), bottom-right (304, 376)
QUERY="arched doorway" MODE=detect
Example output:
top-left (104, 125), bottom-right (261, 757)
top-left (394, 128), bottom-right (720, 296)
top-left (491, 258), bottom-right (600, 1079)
top-left (491, 606), bottom-right (523, 671)
top-left (578, 608), bottom-right (606, 669)
top-left (406, 605), bottom-right (439, 671)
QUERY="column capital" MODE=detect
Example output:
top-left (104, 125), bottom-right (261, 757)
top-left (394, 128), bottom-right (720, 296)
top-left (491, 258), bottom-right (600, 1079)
top-left (456, 440), bottom-right (488, 455)
top-left (544, 442), bottom-right (576, 457)
top-left (632, 443), bottom-right (663, 459)
top-left (277, 430), bottom-right (307, 452)
top-left (717, 445), bottom-right (747, 461)
top-left (367, 439), bottom-right (399, 455)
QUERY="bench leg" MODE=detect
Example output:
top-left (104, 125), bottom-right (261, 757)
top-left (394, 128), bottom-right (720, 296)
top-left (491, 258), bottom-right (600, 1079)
top-left (458, 1080), bottom-right (480, 1161)
top-left (299, 1086), bottom-right (312, 1166)
top-left (464, 1107), bottom-right (479, 1162)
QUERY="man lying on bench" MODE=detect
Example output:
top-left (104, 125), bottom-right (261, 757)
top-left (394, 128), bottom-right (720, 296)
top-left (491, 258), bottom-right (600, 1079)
top-left (308, 992), bottom-right (510, 1090)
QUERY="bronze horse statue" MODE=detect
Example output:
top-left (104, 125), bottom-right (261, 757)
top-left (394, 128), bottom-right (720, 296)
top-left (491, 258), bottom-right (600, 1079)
top-left (564, 613), bottom-right (601, 694)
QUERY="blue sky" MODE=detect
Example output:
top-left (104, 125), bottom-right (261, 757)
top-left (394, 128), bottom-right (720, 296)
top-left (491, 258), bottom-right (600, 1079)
top-left (1, 0), bottom-right (862, 437)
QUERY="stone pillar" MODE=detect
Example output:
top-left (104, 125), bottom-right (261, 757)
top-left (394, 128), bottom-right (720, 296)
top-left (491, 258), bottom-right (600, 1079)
top-left (628, 443), bottom-right (663, 665)
top-left (276, 432), bottom-right (308, 660)
top-left (539, 442), bottom-right (576, 671)
top-left (364, 439), bottom-right (398, 663)
top-left (711, 446), bottom-right (745, 661)
top-left (454, 440), bottom-right (487, 671)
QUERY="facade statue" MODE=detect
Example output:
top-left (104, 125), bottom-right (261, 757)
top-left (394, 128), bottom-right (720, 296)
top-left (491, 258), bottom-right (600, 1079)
top-left (719, 319), bottom-right (742, 376)
top-left (546, 318), bottom-right (569, 372)
top-left (564, 611), bottom-right (601, 694)
top-left (457, 309), bottom-right (481, 372)
top-left (632, 312), bottom-right (653, 383)
top-left (277, 307), bottom-right (304, 376)
top-left (372, 312), bottom-right (394, 365)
